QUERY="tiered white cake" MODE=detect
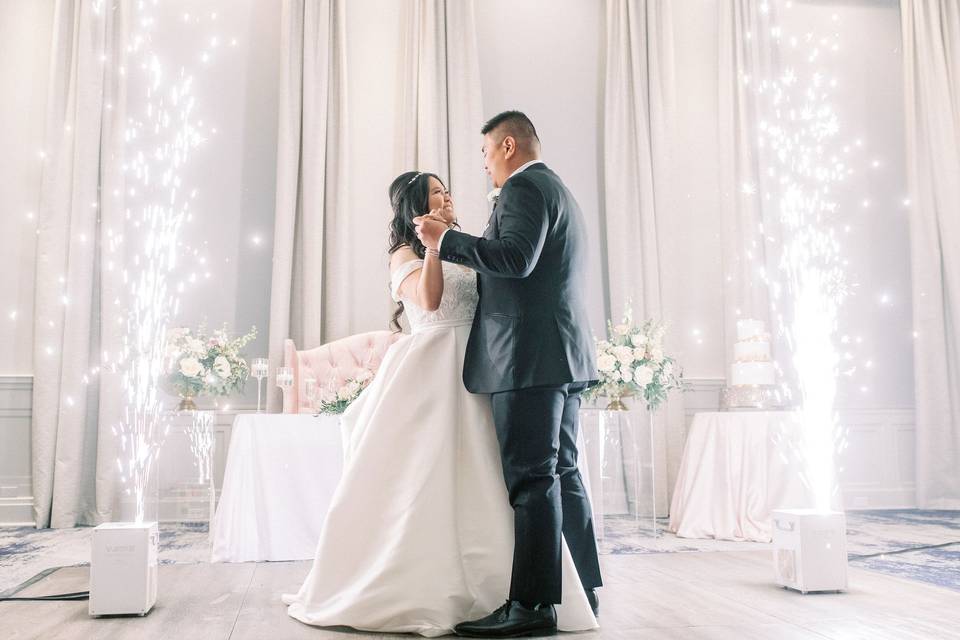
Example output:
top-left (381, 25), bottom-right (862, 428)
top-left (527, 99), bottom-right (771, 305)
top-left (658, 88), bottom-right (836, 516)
top-left (722, 318), bottom-right (782, 410)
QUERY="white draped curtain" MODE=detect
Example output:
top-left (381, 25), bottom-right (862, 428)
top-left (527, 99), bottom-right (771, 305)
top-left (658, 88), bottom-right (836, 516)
top-left (717, 0), bottom-right (779, 366)
top-left (32, 0), bottom-right (127, 528)
top-left (266, 0), bottom-right (349, 412)
top-left (602, 0), bottom-right (675, 516)
top-left (395, 0), bottom-right (486, 234)
top-left (901, 0), bottom-right (960, 508)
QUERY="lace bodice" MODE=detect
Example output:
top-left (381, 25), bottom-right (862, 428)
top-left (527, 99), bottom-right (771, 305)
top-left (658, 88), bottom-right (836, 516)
top-left (390, 259), bottom-right (478, 332)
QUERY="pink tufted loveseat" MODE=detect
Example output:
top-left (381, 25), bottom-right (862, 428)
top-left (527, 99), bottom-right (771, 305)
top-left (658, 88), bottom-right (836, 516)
top-left (282, 331), bottom-right (404, 413)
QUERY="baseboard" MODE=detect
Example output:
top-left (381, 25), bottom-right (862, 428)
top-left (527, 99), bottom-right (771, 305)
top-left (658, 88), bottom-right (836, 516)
top-left (0, 497), bottom-right (33, 525)
top-left (0, 376), bottom-right (33, 526)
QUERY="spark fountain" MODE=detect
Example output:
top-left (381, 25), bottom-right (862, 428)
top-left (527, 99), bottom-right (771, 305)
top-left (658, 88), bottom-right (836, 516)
top-left (89, 1), bottom-right (225, 616)
top-left (742, 2), bottom-right (854, 593)
top-left (111, 1), bottom-right (211, 525)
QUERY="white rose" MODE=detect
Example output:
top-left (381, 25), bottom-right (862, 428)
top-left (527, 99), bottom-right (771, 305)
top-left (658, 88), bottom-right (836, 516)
top-left (597, 340), bottom-right (612, 351)
top-left (649, 347), bottom-right (665, 363)
top-left (597, 354), bottom-right (617, 372)
top-left (634, 365), bottom-right (654, 387)
top-left (630, 333), bottom-right (647, 347)
top-left (213, 356), bottom-right (231, 378)
top-left (614, 324), bottom-right (630, 336)
top-left (619, 368), bottom-right (633, 383)
top-left (179, 357), bottom-right (203, 378)
top-left (346, 381), bottom-right (361, 396)
top-left (632, 347), bottom-right (646, 361)
top-left (337, 386), bottom-right (352, 401)
top-left (613, 345), bottom-right (634, 366)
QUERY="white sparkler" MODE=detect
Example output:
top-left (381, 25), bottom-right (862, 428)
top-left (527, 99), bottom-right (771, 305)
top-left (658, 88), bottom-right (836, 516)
top-left (747, 2), bottom-right (856, 513)
top-left (99, 1), bottom-right (220, 522)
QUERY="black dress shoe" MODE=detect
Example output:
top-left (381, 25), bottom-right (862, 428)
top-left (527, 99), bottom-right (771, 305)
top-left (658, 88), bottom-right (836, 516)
top-left (454, 600), bottom-right (557, 638)
top-left (586, 588), bottom-right (599, 617)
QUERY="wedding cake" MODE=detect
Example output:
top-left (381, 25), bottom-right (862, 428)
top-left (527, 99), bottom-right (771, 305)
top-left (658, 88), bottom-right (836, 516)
top-left (721, 318), bottom-right (783, 410)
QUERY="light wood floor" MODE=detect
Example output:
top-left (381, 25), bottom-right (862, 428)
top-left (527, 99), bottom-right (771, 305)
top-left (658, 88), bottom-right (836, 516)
top-left (4, 551), bottom-right (959, 639)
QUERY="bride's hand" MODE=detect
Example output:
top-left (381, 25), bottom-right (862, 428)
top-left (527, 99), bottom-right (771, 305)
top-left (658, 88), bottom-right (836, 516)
top-left (426, 206), bottom-right (455, 227)
top-left (439, 202), bottom-right (456, 226)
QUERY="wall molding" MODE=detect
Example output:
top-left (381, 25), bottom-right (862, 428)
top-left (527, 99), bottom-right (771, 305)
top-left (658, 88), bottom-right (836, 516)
top-left (0, 375), bottom-right (32, 418)
top-left (0, 375), bottom-right (921, 526)
top-left (0, 375), bottom-right (33, 524)
top-left (679, 377), bottom-right (917, 509)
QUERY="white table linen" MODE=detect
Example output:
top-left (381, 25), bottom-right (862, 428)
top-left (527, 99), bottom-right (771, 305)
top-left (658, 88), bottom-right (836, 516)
top-left (210, 413), bottom-right (343, 562)
top-left (669, 411), bottom-right (809, 542)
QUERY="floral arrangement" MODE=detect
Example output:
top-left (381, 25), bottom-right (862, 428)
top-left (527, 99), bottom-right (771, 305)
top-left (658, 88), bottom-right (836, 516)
top-left (313, 369), bottom-right (374, 415)
top-left (583, 307), bottom-right (683, 411)
top-left (164, 324), bottom-right (257, 400)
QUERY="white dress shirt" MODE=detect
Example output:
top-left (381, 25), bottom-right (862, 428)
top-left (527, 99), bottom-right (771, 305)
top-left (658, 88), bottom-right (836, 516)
top-left (437, 160), bottom-right (544, 252)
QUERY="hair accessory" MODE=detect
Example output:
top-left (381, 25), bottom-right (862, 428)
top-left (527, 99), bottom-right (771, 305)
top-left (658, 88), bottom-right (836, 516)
top-left (406, 172), bottom-right (423, 186)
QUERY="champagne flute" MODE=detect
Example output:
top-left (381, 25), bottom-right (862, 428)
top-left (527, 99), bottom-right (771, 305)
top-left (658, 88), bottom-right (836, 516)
top-left (276, 366), bottom-right (294, 411)
top-left (304, 376), bottom-right (318, 414)
top-left (252, 358), bottom-right (269, 413)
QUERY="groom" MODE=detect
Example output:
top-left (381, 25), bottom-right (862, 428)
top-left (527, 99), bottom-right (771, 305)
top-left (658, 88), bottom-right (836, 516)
top-left (415, 110), bottom-right (602, 637)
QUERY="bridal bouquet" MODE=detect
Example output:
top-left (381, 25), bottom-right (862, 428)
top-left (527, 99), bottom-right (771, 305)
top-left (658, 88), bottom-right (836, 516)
top-left (314, 369), bottom-right (374, 415)
top-left (583, 307), bottom-right (683, 411)
top-left (164, 324), bottom-right (257, 401)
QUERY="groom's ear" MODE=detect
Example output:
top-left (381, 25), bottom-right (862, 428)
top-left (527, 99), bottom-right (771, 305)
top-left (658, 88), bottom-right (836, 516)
top-left (502, 135), bottom-right (517, 160)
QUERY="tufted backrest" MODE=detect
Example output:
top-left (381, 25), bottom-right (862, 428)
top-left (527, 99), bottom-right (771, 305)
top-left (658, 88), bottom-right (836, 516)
top-left (282, 331), bottom-right (403, 413)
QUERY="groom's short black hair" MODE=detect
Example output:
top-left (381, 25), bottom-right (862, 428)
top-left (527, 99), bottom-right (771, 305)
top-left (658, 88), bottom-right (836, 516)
top-left (481, 110), bottom-right (540, 149)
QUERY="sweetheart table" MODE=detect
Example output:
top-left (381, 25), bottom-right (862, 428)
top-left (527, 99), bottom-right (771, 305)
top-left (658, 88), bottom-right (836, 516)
top-left (210, 413), bottom-right (343, 562)
top-left (210, 411), bottom-right (609, 562)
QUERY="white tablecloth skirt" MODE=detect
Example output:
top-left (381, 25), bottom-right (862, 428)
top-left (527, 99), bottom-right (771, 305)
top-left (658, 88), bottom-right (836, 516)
top-left (668, 411), bottom-right (810, 542)
top-left (210, 414), bottom-right (343, 562)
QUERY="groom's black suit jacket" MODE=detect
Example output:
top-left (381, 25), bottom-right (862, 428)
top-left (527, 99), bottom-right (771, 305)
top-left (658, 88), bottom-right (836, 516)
top-left (439, 163), bottom-right (597, 394)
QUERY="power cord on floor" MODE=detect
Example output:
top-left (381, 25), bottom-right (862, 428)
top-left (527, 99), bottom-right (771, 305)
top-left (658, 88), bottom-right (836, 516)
top-left (0, 590), bottom-right (89, 602)
top-left (848, 540), bottom-right (960, 561)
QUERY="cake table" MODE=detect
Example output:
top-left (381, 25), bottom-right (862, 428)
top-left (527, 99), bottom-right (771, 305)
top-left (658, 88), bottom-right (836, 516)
top-left (668, 410), bottom-right (809, 542)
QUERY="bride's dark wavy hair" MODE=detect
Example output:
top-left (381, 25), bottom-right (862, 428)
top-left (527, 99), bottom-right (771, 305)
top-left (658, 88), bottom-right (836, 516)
top-left (387, 171), bottom-right (458, 332)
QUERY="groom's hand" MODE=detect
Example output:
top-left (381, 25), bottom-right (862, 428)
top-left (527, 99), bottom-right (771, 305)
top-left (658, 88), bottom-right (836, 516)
top-left (413, 215), bottom-right (446, 251)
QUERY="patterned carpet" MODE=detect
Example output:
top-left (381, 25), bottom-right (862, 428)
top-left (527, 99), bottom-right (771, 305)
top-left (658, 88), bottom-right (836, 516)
top-left (845, 509), bottom-right (960, 592)
top-left (2, 511), bottom-right (958, 596)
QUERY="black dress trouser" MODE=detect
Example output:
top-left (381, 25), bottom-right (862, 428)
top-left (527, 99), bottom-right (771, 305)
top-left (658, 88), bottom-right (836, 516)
top-left (489, 381), bottom-right (603, 605)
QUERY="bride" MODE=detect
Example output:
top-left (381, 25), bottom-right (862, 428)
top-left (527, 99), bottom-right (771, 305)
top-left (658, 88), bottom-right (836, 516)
top-left (282, 171), bottom-right (598, 636)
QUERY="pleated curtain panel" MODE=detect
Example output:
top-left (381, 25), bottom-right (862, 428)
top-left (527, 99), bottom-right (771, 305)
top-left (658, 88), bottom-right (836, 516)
top-left (32, 0), bottom-right (130, 528)
top-left (266, 0), bottom-right (349, 412)
top-left (394, 0), bottom-right (487, 235)
top-left (900, 0), bottom-right (960, 509)
top-left (717, 0), bottom-right (780, 365)
top-left (602, 0), bottom-right (675, 516)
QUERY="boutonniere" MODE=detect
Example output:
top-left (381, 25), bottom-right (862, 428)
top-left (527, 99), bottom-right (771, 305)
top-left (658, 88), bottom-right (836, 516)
top-left (487, 188), bottom-right (501, 204)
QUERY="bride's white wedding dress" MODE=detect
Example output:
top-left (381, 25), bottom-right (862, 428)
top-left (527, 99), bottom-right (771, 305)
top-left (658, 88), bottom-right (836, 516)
top-left (283, 259), bottom-right (598, 636)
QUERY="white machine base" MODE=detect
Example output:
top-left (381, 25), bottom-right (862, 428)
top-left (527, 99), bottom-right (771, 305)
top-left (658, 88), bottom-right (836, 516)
top-left (89, 522), bottom-right (159, 617)
top-left (772, 509), bottom-right (848, 594)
